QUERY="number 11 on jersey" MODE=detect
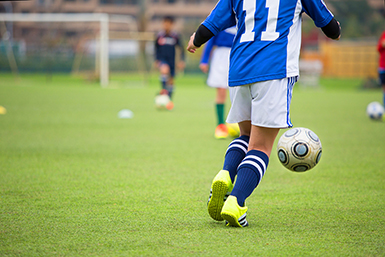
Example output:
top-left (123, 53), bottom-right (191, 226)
top-left (240, 0), bottom-right (280, 43)
top-left (261, 0), bottom-right (280, 41)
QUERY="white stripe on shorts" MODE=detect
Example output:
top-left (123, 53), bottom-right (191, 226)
top-left (286, 77), bottom-right (296, 127)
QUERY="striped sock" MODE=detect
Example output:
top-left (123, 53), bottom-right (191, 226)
top-left (167, 85), bottom-right (174, 99)
top-left (231, 150), bottom-right (269, 207)
top-left (223, 135), bottom-right (249, 183)
top-left (160, 75), bottom-right (167, 90)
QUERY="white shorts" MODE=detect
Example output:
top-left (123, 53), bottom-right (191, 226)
top-left (226, 77), bottom-right (297, 128)
top-left (207, 47), bottom-right (231, 88)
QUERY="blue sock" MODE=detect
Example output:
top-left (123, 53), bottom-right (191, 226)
top-left (231, 150), bottom-right (269, 207)
top-left (167, 85), bottom-right (174, 99)
top-left (223, 135), bottom-right (249, 183)
top-left (160, 75), bottom-right (167, 90)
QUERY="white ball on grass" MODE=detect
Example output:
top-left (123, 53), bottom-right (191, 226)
top-left (277, 127), bottom-right (322, 172)
top-left (366, 102), bottom-right (384, 120)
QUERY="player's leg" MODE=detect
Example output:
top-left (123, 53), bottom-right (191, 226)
top-left (378, 71), bottom-right (385, 107)
top-left (159, 63), bottom-right (170, 93)
top-left (206, 47), bottom-right (231, 138)
top-left (216, 88), bottom-right (227, 124)
top-left (382, 84), bottom-right (385, 107)
top-left (166, 63), bottom-right (176, 99)
top-left (214, 88), bottom-right (228, 139)
top-left (230, 125), bottom-right (279, 206)
top-left (221, 77), bottom-right (296, 227)
top-left (238, 120), bottom-right (251, 136)
top-left (222, 120), bottom-right (251, 183)
top-left (167, 76), bottom-right (174, 99)
top-left (207, 87), bottom-right (251, 221)
top-left (221, 124), bottom-right (279, 227)
top-left (208, 129), bottom-right (250, 221)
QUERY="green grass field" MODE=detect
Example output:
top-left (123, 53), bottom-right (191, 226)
top-left (1, 73), bottom-right (384, 256)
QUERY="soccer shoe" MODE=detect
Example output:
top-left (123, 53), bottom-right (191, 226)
top-left (221, 195), bottom-right (248, 227)
top-left (226, 123), bottom-right (240, 138)
top-left (214, 124), bottom-right (228, 139)
top-left (207, 170), bottom-right (233, 221)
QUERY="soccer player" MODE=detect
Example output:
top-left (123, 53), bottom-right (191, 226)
top-left (377, 30), bottom-right (385, 107)
top-left (155, 16), bottom-right (185, 105)
top-left (199, 26), bottom-right (236, 139)
top-left (187, 0), bottom-right (341, 227)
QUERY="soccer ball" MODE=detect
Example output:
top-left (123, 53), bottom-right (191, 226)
top-left (366, 102), bottom-right (384, 120)
top-left (155, 93), bottom-right (171, 110)
top-left (277, 127), bottom-right (322, 172)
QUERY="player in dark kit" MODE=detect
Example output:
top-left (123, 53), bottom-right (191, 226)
top-left (155, 16), bottom-right (185, 106)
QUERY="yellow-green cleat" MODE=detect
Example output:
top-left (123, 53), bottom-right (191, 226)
top-left (221, 195), bottom-right (248, 227)
top-left (207, 170), bottom-right (233, 221)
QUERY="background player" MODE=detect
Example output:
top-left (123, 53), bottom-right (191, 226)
top-left (377, 30), bottom-right (385, 107)
top-left (199, 26), bottom-right (236, 139)
top-left (187, 0), bottom-right (341, 227)
top-left (155, 16), bottom-right (185, 105)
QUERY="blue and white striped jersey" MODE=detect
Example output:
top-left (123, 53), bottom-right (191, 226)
top-left (202, 0), bottom-right (334, 87)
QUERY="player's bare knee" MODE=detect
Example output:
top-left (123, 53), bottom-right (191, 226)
top-left (160, 64), bottom-right (170, 75)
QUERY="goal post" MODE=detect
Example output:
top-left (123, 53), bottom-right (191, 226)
top-left (100, 14), bottom-right (108, 87)
top-left (0, 13), bottom-right (139, 87)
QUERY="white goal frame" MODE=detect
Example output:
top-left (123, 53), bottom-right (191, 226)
top-left (0, 13), bottom-right (138, 87)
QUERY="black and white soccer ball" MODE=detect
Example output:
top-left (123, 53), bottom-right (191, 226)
top-left (155, 91), bottom-right (171, 110)
top-left (366, 102), bottom-right (384, 120)
top-left (277, 127), bottom-right (322, 172)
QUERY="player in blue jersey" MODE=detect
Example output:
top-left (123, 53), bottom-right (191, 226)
top-left (187, 0), bottom-right (340, 227)
top-left (155, 16), bottom-right (185, 107)
top-left (199, 26), bottom-right (236, 139)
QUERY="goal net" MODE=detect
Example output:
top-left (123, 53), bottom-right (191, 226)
top-left (0, 13), bottom-right (154, 87)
